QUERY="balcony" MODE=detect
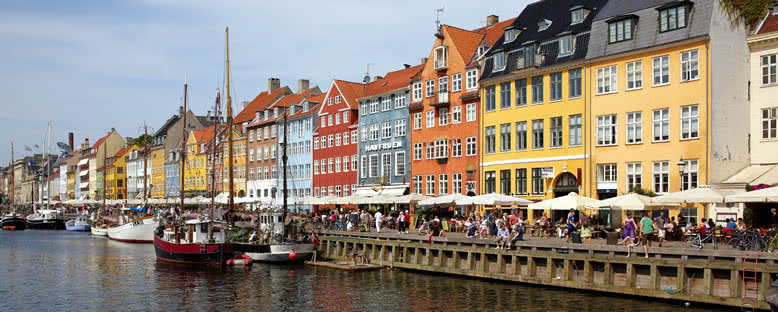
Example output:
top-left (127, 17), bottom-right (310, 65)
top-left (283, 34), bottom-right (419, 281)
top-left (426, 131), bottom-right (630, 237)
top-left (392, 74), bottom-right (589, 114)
top-left (434, 46), bottom-right (448, 71)
top-left (430, 91), bottom-right (450, 108)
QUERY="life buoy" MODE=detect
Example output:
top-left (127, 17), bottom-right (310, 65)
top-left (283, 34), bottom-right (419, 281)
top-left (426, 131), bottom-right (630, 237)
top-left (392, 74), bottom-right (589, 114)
top-left (288, 250), bottom-right (297, 260)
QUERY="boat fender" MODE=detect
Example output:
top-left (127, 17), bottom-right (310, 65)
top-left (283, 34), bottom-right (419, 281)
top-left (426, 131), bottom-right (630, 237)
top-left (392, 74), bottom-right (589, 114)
top-left (242, 254), bottom-right (252, 266)
top-left (226, 259), bottom-right (233, 266)
top-left (288, 250), bottom-right (297, 260)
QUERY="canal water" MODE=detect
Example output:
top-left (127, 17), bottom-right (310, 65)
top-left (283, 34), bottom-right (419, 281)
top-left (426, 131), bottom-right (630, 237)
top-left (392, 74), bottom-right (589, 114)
top-left (1, 230), bottom-right (731, 311)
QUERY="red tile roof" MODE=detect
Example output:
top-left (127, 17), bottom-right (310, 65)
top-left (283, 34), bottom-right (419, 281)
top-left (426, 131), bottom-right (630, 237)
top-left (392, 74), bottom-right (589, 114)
top-left (287, 102), bottom-right (322, 119)
top-left (362, 64), bottom-right (424, 97)
top-left (114, 147), bottom-right (129, 158)
top-left (270, 88), bottom-right (318, 109)
top-left (332, 80), bottom-right (367, 109)
top-left (306, 93), bottom-right (326, 103)
top-left (234, 86), bottom-right (291, 124)
top-left (758, 14), bottom-right (778, 35)
top-left (443, 25), bottom-right (486, 67)
top-left (191, 125), bottom-right (217, 143)
top-left (92, 131), bottom-right (112, 149)
top-left (474, 18), bottom-right (517, 48)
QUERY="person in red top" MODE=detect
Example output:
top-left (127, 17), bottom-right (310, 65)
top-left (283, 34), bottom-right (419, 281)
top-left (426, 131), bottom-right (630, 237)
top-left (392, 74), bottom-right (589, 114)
top-left (403, 211), bottom-right (411, 234)
top-left (509, 210), bottom-right (519, 229)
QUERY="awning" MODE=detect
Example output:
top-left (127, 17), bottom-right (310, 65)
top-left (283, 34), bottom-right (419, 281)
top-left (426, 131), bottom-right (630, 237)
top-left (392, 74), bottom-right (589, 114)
top-left (79, 170), bottom-right (89, 177)
top-left (353, 184), bottom-right (408, 197)
top-left (723, 164), bottom-right (777, 184)
top-left (78, 158), bottom-right (88, 166)
top-left (79, 182), bottom-right (89, 189)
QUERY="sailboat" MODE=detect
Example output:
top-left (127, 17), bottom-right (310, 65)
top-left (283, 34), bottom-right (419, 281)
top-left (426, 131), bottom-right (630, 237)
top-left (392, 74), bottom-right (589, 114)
top-left (2, 143), bottom-right (26, 231)
top-left (153, 28), bottom-right (233, 266)
top-left (232, 79), bottom-right (314, 263)
top-left (26, 122), bottom-right (65, 230)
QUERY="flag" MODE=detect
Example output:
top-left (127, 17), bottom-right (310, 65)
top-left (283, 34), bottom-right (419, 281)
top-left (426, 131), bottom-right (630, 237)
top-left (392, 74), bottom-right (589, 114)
top-left (34, 144), bottom-right (39, 149)
top-left (25, 146), bottom-right (31, 151)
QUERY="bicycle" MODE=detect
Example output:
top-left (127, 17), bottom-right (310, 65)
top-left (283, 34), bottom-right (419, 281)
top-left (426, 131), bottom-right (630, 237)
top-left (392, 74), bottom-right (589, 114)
top-left (686, 229), bottom-right (718, 250)
top-left (729, 230), bottom-right (765, 251)
top-left (766, 230), bottom-right (778, 252)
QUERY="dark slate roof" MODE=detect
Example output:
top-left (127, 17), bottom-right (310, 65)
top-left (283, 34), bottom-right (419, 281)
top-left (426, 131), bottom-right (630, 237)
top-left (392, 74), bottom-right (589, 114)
top-left (592, 0), bottom-right (674, 21)
top-left (481, 0), bottom-right (607, 80)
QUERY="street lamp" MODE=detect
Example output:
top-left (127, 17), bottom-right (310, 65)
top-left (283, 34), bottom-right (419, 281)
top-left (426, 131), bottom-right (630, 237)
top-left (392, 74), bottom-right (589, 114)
top-left (678, 157), bottom-right (687, 191)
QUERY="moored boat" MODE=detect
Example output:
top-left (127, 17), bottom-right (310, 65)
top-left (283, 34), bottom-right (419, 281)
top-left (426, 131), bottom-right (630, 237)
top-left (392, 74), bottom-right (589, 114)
top-left (91, 225), bottom-right (108, 236)
top-left (1, 212), bottom-right (27, 230)
top-left (154, 219), bottom-right (232, 266)
top-left (26, 209), bottom-right (65, 230)
top-left (106, 216), bottom-right (157, 243)
top-left (232, 211), bottom-right (315, 263)
top-left (65, 215), bottom-right (91, 232)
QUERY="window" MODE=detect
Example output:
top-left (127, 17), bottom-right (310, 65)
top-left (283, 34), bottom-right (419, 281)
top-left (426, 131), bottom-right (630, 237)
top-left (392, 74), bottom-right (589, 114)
top-left (569, 114), bottom-right (582, 146)
top-left (369, 155), bottom-right (378, 178)
top-left (370, 124), bottom-right (379, 141)
top-left (335, 95), bottom-right (341, 104)
top-left (466, 69), bottom-right (478, 90)
top-left (426, 142), bottom-right (434, 159)
top-left (466, 103), bottom-right (476, 122)
top-left (485, 126), bottom-right (496, 154)
top-left (653, 108), bottom-right (670, 142)
top-left (351, 130), bottom-right (357, 144)
top-left (413, 81), bottom-right (423, 102)
top-left (764, 107), bottom-right (778, 139)
top-left (360, 126), bottom-right (368, 142)
top-left (335, 134), bottom-right (341, 146)
top-left (343, 111), bottom-right (349, 123)
top-left (568, 68), bottom-right (582, 98)
top-left (659, 5), bottom-right (687, 32)
top-left (414, 143), bottom-right (422, 160)
top-left (653, 161), bottom-right (669, 193)
top-left (531, 76), bottom-right (544, 104)
top-left (334, 157), bottom-right (341, 173)
top-left (546, 72), bottom-right (562, 101)
top-left (369, 99), bottom-right (378, 114)
top-left (484, 171), bottom-right (496, 194)
top-left (493, 52), bottom-right (506, 71)
top-left (571, 8), bottom-right (586, 24)
top-left (515, 121), bottom-right (527, 151)
top-left (515, 79), bottom-right (527, 106)
top-left (627, 112), bottom-right (642, 144)
top-left (342, 132), bottom-right (349, 145)
top-left (439, 108), bottom-right (449, 126)
top-left (426, 80), bottom-right (435, 97)
top-left (531, 168), bottom-right (544, 195)
top-left (626, 61), bottom-right (642, 90)
top-left (328, 135), bottom-right (334, 147)
top-left (608, 19), bottom-right (634, 43)
top-left (498, 82), bottom-right (511, 109)
top-left (597, 114), bottom-right (617, 146)
top-left (549, 117), bottom-right (563, 148)
top-left (452, 138), bottom-right (462, 157)
top-left (496, 170), bottom-right (510, 195)
top-left (515, 168), bottom-right (527, 195)
top-left (360, 101), bottom-right (368, 116)
top-left (681, 50), bottom-right (699, 81)
top-left (596, 65), bottom-right (617, 94)
top-left (413, 112), bottom-right (422, 130)
top-left (653, 56), bottom-right (670, 86)
top-left (320, 137), bottom-right (325, 149)
top-left (452, 106), bottom-right (461, 124)
top-left (382, 96), bottom-right (391, 112)
top-left (335, 113), bottom-right (340, 125)
top-left (395, 119), bottom-right (407, 137)
top-left (498, 123), bottom-right (511, 152)
top-left (327, 115), bottom-right (333, 127)
top-left (426, 111), bottom-right (434, 128)
top-left (343, 157), bottom-right (349, 172)
top-left (352, 155), bottom-right (358, 174)
top-left (381, 153), bottom-right (391, 177)
top-left (439, 76), bottom-right (448, 95)
top-left (426, 175), bottom-right (435, 195)
top-left (597, 164), bottom-right (617, 183)
top-left (466, 136), bottom-right (477, 156)
top-left (452, 73), bottom-right (462, 91)
top-left (360, 156), bottom-right (367, 179)
top-left (680, 159), bottom-right (698, 191)
top-left (394, 93), bottom-right (406, 109)
top-left (249, 130), bottom-right (254, 142)
top-left (434, 139), bottom-right (448, 159)
top-left (438, 174), bottom-right (449, 194)
top-left (249, 149), bottom-right (254, 161)
top-left (626, 162), bottom-right (642, 192)
top-left (532, 119), bottom-right (544, 149)
top-left (485, 86), bottom-right (496, 112)
top-left (395, 152), bottom-right (405, 176)
top-left (681, 105), bottom-right (699, 139)
top-left (328, 158), bottom-right (333, 173)
top-left (434, 45), bottom-right (448, 69)
top-left (382, 121), bottom-right (392, 139)
top-left (451, 173), bottom-right (462, 194)
top-left (413, 176), bottom-right (423, 194)
top-left (762, 54), bottom-right (777, 85)
top-left (505, 28), bottom-right (520, 43)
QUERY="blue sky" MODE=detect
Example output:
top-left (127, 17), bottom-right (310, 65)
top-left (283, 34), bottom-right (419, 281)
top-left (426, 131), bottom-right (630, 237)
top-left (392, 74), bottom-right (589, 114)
top-left (0, 0), bottom-right (530, 165)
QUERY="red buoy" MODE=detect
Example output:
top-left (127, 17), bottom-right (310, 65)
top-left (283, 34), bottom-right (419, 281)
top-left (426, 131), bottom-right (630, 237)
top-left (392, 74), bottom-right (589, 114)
top-left (288, 250), bottom-right (297, 260)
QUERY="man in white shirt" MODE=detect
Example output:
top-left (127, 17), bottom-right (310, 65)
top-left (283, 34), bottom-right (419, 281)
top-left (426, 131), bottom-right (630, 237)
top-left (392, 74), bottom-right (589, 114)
top-left (374, 210), bottom-right (383, 233)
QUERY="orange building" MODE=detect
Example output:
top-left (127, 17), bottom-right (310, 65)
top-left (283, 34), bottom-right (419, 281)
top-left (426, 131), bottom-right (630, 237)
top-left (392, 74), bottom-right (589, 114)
top-left (409, 16), bottom-right (513, 199)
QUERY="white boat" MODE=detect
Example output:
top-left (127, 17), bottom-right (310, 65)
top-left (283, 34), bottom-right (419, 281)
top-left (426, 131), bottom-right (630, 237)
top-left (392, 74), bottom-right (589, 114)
top-left (26, 209), bottom-right (65, 230)
top-left (91, 225), bottom-right (108, 236)
top-left (65, 215), bottom-right (91, 231)
top-left (233, 211), bottom-right (314, 262)
top-left (106, 216), bottom-right (158, 243)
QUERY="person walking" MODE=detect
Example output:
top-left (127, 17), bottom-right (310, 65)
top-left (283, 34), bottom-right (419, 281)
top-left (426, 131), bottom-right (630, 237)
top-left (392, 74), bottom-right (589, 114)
top-left (374, 210), bottom-right (383, 233)
top-left (403, 211), bottom-right (411, 234)
top-left (772, 208), bottom-right (778, 229)
top-left (654, 211), bottom-right (667, 247)
top-left (639, 213), bottom-right (655, 259)
top-left (398, 211), bottom-right (406, 233)
top-left (566, 209), bottom-right (576, 242)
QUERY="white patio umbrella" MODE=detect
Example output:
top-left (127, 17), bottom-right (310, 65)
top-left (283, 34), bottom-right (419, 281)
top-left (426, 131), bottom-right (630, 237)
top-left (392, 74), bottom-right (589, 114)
top-left (418, 193), bottom-right (469, 206)
top-left (391, 194), bottom-right (430, 204)
top-left (528, 192), bottom-right (602, 210)
top-left (471, 193), bottom-right (532, 206)
top-left (726, 186), bottom-right (778, 203)
top-left (335, 195), bottom-right (361, 205)
top-left (588, 193), bottom-right (677, 210)
top-left (651, 187), bottom-right (726, 204)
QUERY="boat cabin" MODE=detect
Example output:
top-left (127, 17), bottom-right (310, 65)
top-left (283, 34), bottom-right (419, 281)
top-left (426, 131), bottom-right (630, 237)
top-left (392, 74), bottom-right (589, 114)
top-left (163, 219), bottom-right (225, 244)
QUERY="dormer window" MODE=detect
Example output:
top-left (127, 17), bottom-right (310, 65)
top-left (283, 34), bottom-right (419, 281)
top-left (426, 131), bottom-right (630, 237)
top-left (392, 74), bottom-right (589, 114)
top-left (570, 7), bottom-right (589, 25)
top-left (607, 16), bottom-right (637, 43)
top-left (658, 2), bottom-right (690, 32)
top-left (476, 45), bottom-right (487, 57)
top-left (538, 19), bottom-right (552, 32)
top-left (559, 35), bottom-right (574, 57)
top-left (273, 107), bottom-right (279, 117)
top-left (492, 51), bottom-right (506, 72)
top-left (504, 27), bottom-right (520, 43)
top-left (434, 45), bottom-right (448, 70)
top-left (335, 96), bottom-right (341, 104)
top-left (327, 98), bottom-right (333, 105)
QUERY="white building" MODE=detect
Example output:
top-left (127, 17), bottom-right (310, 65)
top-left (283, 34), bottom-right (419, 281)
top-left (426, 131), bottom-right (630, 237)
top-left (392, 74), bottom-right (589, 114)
top-left (126, 149), bottom-right (151, 200)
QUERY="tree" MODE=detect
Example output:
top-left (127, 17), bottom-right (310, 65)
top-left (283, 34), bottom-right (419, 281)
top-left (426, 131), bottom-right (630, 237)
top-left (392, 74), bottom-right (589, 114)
top-left (131, 134), bottom-right (153, 148)
top-left (719, 0), bottom-right (775, 27)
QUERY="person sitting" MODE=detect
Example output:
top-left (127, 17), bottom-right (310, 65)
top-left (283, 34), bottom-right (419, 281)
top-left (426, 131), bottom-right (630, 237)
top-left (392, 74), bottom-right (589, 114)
top-left (508, 220), bottom-right (524, 249)
top-left (737, 218), bottom-right (747, 232)
top-left (580, 221), bottom-right (592, 244)
top-left (466, 219), bottom-right (477, 239)
top-left (495, 224), bottom-right (509, 250)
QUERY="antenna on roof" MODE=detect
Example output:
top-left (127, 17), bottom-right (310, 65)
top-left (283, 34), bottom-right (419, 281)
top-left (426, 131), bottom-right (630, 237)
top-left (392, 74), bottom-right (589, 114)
top-left (363, 63), bottom-right (374, 83)
top-left (435, 7), bottom-right (445, 33)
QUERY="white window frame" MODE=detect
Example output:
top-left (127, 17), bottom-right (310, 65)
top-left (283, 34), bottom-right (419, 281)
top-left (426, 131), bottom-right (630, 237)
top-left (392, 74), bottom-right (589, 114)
top-left (626, 162), bottom-right (642, 192)
top-left (680, 49), bottom-right (699, 82)
top-left (596, 114), bottom-right (618, 146)
top-left (569, 114), bottom-right (582, 146)
top-left (452, 138), bottom-right (462, 157)
top-left (439, 174), bottom-right (449, 194)
top-left (466, 69), bottom-right (478, 90)
top-left (425, 80), bottom-right (435, 98)
top-left (452, 106), bottom-right (462, 124)
top-left (653, 55), bottom-right (670, 86)
top-left (413, 112), bottom-right (422, 130)
top-left (626, 112), bottom-right (642, 144)
top-left (466, 136), bottom-right (477, 156)
top-left (369, 154), bottom-right (378, 178)
top-left (466, 103), bottom-right (476, 122)
top-left (596, 65), bottom-right (617, 95)
top-left (680, 159), bottom-right (698, 191)
top-left (680, 105), bottom-right (699, 140)
top-left (652, 108), bottom-right (670, 142)
top-left (395, 151), bottom-right (405, 176)
top-left (762, 54), bottom-right (777, 85)
top-left (426, 110), bottom-right (435, 128)
top-left (395, 119), bottom-right (407, 137)
top-left (652, 161), bottom-right (670, 194)
top-left (452, 73), bottom-right (462, 91)
top-left (763, 107), bottom-right (778, 139)
top-left (626, 61), bottom-right (642, 90)
top-left (382, 121), bottom-right (392, 139)
top-left (413, 81), bottom-right (423, 102)
top-left (597, 163), bottom-right (618, 183)
top-left (439, 108), bottom-right (449, 126)
top-left (426, 175), bottom-right (435, 195)
top-left (413, 143), bottom-right (422, 160)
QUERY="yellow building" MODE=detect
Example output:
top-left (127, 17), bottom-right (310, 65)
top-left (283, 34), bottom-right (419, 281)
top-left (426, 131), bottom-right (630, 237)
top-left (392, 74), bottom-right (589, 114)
top-left (150, 146), bottom-right (165, 198)
top-left (184, 126), bottom-right (215, 196)
top-left (479, 3), bottom-right (599, 222)
top-left (104, 147), bottom-right (130, 200)
top-left (221, 125), bottom-right (247, 197)
top-left (585, 0), bottom-right (749, 225)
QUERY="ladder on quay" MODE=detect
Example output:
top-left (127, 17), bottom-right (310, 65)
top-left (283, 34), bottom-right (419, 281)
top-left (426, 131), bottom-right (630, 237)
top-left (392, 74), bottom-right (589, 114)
top-left (741, 252), bottom-right (760, 310)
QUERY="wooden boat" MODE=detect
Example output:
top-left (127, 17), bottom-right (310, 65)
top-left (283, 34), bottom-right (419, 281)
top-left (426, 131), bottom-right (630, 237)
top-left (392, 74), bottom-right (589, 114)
top-left (26, 209), bottom-right (65, 230)
top-left (1, 212), bottom-right (26, 230)
top-left (65, 215), bottom-right (91, 232)
top-left (154, 219), bottom-right (232, 265)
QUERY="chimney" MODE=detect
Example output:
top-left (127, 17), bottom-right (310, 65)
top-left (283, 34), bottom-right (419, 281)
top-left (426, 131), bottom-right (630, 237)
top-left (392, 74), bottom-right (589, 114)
top-left (111, 127), bottom-right (115, 132)
top-left (421, 57), bottom-right (428, 65)
top-left (268, 78), bottom-right (280, 92)
top-left (297, 79), bottom-right (310, 93)
top-left (487, 15), bottom-right (499, 27)
top-left (373, 76), bottom-right (383, 81)
top-left (83, 138), bottom-right (90, 149)
top-left (178, 106), bottom-right (184, 116)
top-left (404, 64), bottom-right (411, 69)
top-left (241, 100), bottom-right (249, 109)
top-left (207, 110), bottom-right (211, 120)
top-left (68, 132), bottom-right (74, 151)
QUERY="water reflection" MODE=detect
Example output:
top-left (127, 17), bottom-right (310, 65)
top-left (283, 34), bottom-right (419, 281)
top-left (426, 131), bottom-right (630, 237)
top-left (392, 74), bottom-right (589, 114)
top-left (0, 231), bottom-right (730, 312)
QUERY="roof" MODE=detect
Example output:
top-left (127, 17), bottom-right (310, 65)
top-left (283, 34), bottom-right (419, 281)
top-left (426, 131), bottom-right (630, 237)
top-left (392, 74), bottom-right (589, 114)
top-left (443, 25), bottom-right (485, 67)
top-left (287, 102), bottom-right (322, 120)
top-left (587, 0), bottom-right (714, 60)
top-left (114, 147), bottom-right (129, 158)
top-left (152, 115), bottom-right (179, 140)
top-left (92, 131), bottom-right (113, 149)
top-left (474, 17), bottom-right (518, 49)
top-left (332, 80), bottom-right (367, 109)
top-left (234, 86), bottom-right (291, 124)
top-left (757, 13), bottom-right (778, 35)
top-left (270, 88), bottom-right (318, 109)
top-left (361, 64), bottom-right (424, 98)
top-left (306, 93), bottom-right (326, 103)
top-left (191, 125), bottom-right (217, 143)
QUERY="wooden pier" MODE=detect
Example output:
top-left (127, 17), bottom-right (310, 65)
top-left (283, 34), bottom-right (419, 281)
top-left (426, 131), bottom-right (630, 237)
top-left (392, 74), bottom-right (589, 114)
top-left (318, 231), bottom-right (778, 310)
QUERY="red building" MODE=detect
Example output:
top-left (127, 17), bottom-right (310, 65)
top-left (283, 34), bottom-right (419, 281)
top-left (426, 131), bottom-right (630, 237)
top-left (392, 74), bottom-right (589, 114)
top-left (312, 80), bottom-right (363, 208)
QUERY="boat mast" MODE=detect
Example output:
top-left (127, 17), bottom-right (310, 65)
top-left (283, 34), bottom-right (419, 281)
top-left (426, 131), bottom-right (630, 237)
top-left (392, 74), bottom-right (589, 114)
top-left (46, 122), bottom-right (51, 210)
top-left (225, 27), bottom-right (234, 214)
top-left (143, 123), bottom-right (148, 204)
top-left (209, 88), bottom-right (221, 241)
top-left (180, 77), bottom-right (188, 217)
top-left (9, 142), bottom-right (13, 211)
top-left (282, 108), bottom-right (288, 239)
top-left (102, 132), bottom-right (107, 214)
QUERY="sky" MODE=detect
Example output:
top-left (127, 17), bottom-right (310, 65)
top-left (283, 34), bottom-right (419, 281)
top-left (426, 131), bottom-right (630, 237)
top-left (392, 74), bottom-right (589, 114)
top-left (0, 0), bottom-right (532, 165)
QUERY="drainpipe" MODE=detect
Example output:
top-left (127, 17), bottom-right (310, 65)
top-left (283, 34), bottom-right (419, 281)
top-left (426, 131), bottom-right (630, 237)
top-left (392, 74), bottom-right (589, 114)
top-left (706, 41), bottom-right (710, 187)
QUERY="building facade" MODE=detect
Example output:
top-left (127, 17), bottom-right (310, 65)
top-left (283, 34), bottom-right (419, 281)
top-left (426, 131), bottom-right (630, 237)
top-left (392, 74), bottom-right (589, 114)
top-left (282, 94), bottom-right (324, 210)
top-left (183, 126), bottom-right (215, 197)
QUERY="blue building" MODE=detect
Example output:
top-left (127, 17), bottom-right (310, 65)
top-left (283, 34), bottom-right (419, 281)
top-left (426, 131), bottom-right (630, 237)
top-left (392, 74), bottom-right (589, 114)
top-left (354, 65), bottom-right (423, 197)
top-left (165, 150), bottom-right (180, 198)
top-left (277, 93), bottom-right (323, 211)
